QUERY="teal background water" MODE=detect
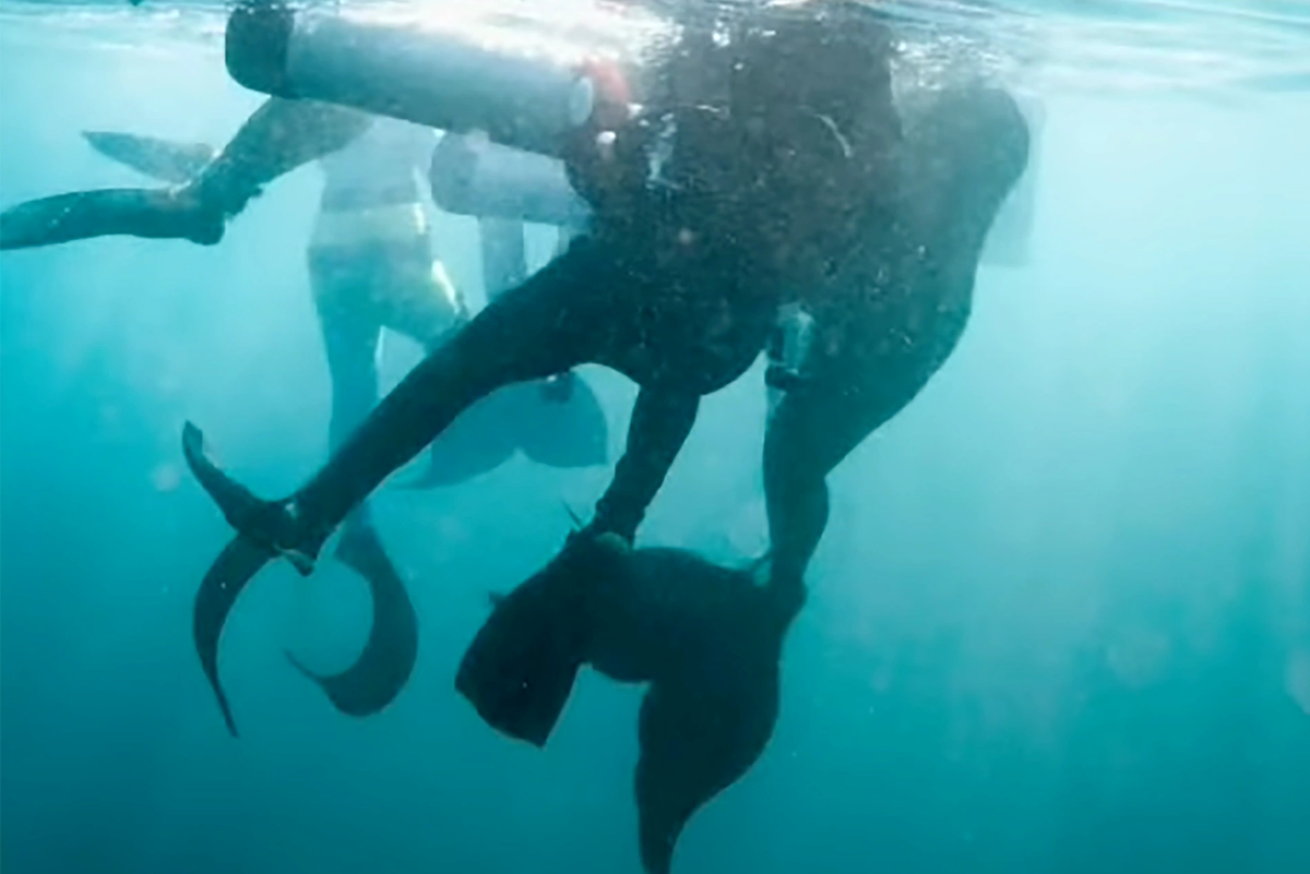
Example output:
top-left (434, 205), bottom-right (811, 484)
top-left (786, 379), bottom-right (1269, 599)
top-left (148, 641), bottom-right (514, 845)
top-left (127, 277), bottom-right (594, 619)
top-left (1, 2), bottom-right (1308, 873)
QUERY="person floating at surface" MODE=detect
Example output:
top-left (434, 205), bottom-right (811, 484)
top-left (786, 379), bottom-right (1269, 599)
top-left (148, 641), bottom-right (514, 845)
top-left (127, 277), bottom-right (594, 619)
top-left (34, 0), bottom-right (894, 734)
top-left (759, 80), bottom-right (1032, 613)
top-left (0, 105), bottom-right (609, 731)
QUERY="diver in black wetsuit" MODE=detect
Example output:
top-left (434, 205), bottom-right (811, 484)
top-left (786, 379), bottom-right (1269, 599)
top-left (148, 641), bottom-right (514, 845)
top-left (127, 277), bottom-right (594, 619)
top-left (451, 74), bottom-right (1032, 874)
top-left (760, 82), bottom-right (1032, 609)
top-left (181, 1), bottom-right (899, 552)
top-left (167, 0), bottom-right (903, 736)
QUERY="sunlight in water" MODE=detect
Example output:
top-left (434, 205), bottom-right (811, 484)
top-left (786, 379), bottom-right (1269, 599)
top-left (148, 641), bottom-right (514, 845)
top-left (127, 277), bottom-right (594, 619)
top-left (1, 0), bottom-right (1308, 93)
top-left (348, 0), bottom-right (676, 67)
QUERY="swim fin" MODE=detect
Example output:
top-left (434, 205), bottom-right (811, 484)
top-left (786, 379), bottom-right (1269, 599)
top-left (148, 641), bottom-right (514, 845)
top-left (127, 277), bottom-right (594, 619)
top-left (634, 668), bottom-right (780, 874)
top-left (82, 130), bottom-right (218, 185)
top-left (396, 387), bottom-right (521, 490)
top-left (0, 187), bottom-right (223, 250)
top-left (182, 422), bottom-right (318, 576)
top-left (399, 375), bottom-right (608, 490)
top-left (517, 373), bottom-right (610, 469)
top-left (455, 531), bottom-right (623, 746)
top-left (283, 521), bottom-right (419, 718)
top-left (193, 534), bottom-right (276, 737)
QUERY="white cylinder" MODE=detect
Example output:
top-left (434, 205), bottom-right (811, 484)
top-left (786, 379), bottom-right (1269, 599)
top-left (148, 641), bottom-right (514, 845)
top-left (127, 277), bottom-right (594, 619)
top-left (226, 1), bottom-right (596, 157)
top-left (430, 133), bottom-right (594, 229)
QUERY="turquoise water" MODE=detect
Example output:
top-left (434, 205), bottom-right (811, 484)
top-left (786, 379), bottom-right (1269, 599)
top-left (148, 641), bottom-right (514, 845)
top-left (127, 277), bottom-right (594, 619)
top-left (1, 2), bottom-right (1308, 872)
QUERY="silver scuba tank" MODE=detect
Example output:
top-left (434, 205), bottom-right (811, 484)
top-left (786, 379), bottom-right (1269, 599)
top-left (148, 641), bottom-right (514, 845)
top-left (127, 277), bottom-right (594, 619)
top-left (429, 132), bottom-right (594, 230)
top-left (224, 0), bottom-right (598, 157)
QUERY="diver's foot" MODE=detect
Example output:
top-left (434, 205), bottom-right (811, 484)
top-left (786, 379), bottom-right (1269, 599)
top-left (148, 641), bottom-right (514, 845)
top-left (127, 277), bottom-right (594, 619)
top-left (555, 525), bottom-right (633, 590)
top-left (751, 556), bottom-right (807, 625)
top-left (539, 371), bottom-right (576, 404)
top-left (768, 568), bottom-right (808, 625)
top-left (181, 422), bottom-right (324, 575)
top-left (164, 187), bottom-right (225, 245)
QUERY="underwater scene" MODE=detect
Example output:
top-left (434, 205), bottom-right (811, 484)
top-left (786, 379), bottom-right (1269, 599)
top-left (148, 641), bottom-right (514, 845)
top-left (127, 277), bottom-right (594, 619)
top-left (0, 1), bottom-right (1307, 873)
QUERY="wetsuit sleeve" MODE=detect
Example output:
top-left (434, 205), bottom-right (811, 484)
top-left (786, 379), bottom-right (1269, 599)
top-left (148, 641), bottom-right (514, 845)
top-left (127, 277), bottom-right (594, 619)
top-left (191, 97), bottom-right (374, 217)
top-left (591, 387), bottom-right (700, 542)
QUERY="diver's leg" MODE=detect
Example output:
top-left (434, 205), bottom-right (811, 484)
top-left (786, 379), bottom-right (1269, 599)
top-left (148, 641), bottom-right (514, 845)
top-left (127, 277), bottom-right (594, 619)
top-left (190, 238), bottom-right (619, 564)
top-left (762, 367), bottom-right (898, 613)
top-left (478, 217), bottom-right (576, 401)
top-left (0, 98), bottom-right (372, 251)
top-left (187, 98), bottom-right (374, 219)
top-left (763, 342), bottom-right (956, 611)
top-left (381, 238), bottom-right (528, 487)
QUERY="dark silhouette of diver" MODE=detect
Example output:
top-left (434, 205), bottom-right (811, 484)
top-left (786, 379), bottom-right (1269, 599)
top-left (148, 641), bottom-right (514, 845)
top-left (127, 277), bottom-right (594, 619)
top-left (760, 82), bottom-right (1032, 611)
top-left (166, 0), bottom-right (903, 735)
top-left (0, 107), bottom-right (608, 730)
top-left (457, 532), bottom-right (800, 874)
top-left (449, 79), bottom-right (1032, 874)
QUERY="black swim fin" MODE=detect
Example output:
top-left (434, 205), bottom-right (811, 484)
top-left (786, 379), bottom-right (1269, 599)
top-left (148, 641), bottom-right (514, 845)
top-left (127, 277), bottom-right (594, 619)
top-left (0, 188), bottom-right (223, 250)
top-left (455, 567), bottom-right (587, 747)
top-left (181, 422), bottom-right (318, 576)
top-left (634, 662), bottom-right (781, 874)
top-left (517, 373), bottom-right (610, 469)
top-left (396, 387), bottom-right (522, 490)
top-left (193, 534), bottom-right (276, 738)
top-left (283, 521), bottom-right (419, 718)
top-left (455, 532), bottom-right (624, 746)
top-left (82, 130), bottom-right (217, 185)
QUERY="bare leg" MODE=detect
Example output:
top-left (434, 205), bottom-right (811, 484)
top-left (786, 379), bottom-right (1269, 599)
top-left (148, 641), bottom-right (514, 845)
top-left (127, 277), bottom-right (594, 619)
top-left (309, 246), bottom-right (385, 532)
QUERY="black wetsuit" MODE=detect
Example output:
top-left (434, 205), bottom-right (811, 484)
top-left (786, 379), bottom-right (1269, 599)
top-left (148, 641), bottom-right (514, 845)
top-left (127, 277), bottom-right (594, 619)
top-left (762, 83), bottom-right (1033, 601)
top-left (187, 1), bottom-right (902, 568)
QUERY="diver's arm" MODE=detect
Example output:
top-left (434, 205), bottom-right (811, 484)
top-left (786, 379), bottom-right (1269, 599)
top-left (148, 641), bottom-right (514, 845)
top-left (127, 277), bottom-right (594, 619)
top-left (187, 97), bottom-right (373, 218)
top-left (590, 387), bottom-right (700, 542)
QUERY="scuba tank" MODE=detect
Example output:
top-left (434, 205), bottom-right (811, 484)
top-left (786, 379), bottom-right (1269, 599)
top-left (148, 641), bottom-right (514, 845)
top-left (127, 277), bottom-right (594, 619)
top-left (223, 0), bottom-right (600, 157)
top-left (428, 132), bottom-right (594, 230)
